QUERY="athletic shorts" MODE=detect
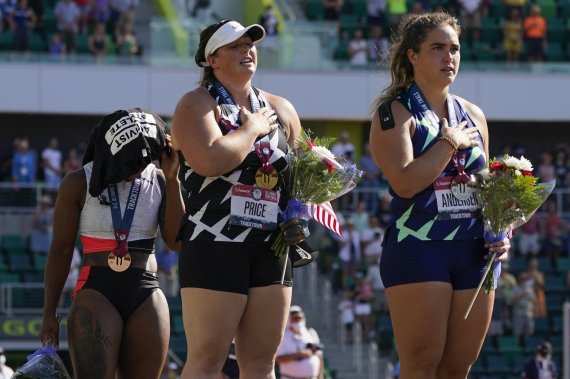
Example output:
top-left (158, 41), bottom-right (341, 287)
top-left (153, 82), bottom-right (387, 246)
top-left (74, 266), bottom-right (160, 322)
top-left (380, 225), bottom-right (501, 290)
top-left (178, 239), bottom-right (293, 294)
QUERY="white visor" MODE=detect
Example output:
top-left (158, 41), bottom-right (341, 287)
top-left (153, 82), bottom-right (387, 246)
top-left (201, 21), bottom-right (266, 67)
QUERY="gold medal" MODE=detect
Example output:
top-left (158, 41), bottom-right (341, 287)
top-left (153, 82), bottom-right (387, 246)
top-left (255, 168), bottom-right (278, 189)
top-left (108, 252), bottom-right (132, 272)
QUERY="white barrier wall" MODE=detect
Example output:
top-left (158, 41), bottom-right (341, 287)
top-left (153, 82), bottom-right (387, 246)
top-left (0, 62), bottom-right (569, 121)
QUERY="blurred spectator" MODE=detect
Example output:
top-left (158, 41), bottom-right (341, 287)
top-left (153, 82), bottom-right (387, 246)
top-left (337, 290), bottom-right (355, 344)
top-left (517, 212), bottom-right (541, 256)
top-left (489, 262), bottom-right (517, 340)
top-left (92, 0), bottom-right (110, 24)
top-left (63, 147), bottom-right (81, 175)
top-left (459, 0), bottom-right (481, 43)
top-left (361, 216), bottom-right (383, 265)
top-left (511, 272), bottom-right (537, 346)
top-left (156, 243), bottom-right (179, 298)
top-left (358, 142), bottom-right (382, 212)
top-left (48, 32), bottom-right (66, 58)
top-left (366, 255), bottom-right (388, 317)
top-left (9, 0), bottom-right (36, 53)
top-left (88, 22), bottom-right (108, 57)
top-left (376, 190), bottom-right (392, 227)
top-left (0, 0), bottom-right (16, 28)
top-left (523, 257), bottom-right (547, 318)
top-left (503, 7), bottom-right (523, 66)
top-left (54, 0), bottom-right (80, 53)
top-left (523, 4), bottom-right (547, 62)
top-left (29, 194), bottom-right (53, 256)
top-left (11, 137), bottom-right (36, 183)
top-left (537, 151), bottom-right (556, 183)
top-left (0, 346), bottom-right (14, 379)
top-left (161, 361), bottom-right (180, 379)
top-left (323, 0), bottom-right (343, 21)
top-left (339, 219), bottom-right (361, 289)
top-left (41, 137), bottom-right (63, 192)
top-left (331, 131), bottom-right (355, 161)
top-left (367, 0), bottom-right (386, 27)
top-left (543, 199), bottom-right (563, 272)
top-left (188, 0), bottom-right (218, 23)
top-left (353, 271), bottom-right (375, 340)
top-left (74, 0), bottom-right (90, 35)
top-left (409, 1), bottom-right (425, 14)
top-left (276, 305), bottom-right (324, 379)
top-left (348, 28), bottom-right (368, 66)
top-left (553, 148), bottom-right (568, 188)
top-left (258, 5), bottom-right (278, 52)
top-left (521, 341), bottom-right (558, 379)
top-left (386, 0), bottom-right (407, 35)
top-left (367, 24), bottom-right (389, 64)
top-left (109, 0), bottom-right (138, 35)
top-left (349, 201), bottom-right (369, 233)
top-left (28, 0), bottom-right (46, 50)
top-left (115, 21), bottom-right (139, 57)
top-left (503, 0), bottom-right (526, 17)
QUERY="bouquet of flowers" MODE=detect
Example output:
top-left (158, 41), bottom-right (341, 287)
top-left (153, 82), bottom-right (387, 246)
top-left (12, 343), bottom-right (72, 379)
top-left (272, 129), bottom-right (362, 264)
top-left (464, 154), bottom-right (554, 319)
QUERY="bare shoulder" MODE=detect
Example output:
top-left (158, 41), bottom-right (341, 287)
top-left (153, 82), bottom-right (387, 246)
top-left (454, 95), bottom-right (486, 123)
top-left (175, 86), bottom-right (215, 111)
top-left (259, 89), bottom-right (296, 114)
top-left (58, 168), bottom-right (86, 206)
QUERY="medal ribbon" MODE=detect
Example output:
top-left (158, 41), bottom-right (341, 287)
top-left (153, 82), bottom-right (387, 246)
top-left (255, 141), bottom-right (274, 174)
top-left (409, 82), bottom-right (470, 182)
top-left (212, 81), bottom-right (261, 127)
top-left (107, 177), bottom-right (142, 258)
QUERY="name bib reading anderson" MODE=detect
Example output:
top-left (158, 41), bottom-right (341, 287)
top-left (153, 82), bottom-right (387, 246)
top-left (433, 176), bottom-right (481, 220)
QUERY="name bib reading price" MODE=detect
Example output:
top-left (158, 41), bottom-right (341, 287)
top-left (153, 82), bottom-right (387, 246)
top-left (230, 184), bottom-right (279, 230)
top-left (433, 176), bottom-right (481, 220)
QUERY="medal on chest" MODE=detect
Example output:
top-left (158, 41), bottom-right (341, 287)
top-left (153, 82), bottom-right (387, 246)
top-left (255, 141), bottom-right (278, 189)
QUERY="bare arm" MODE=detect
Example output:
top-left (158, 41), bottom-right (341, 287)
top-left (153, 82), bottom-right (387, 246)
top-left (368, 101), bottom-right (476, 198)
top-left (172, 87), bottom-right (278, 177)
top-left (40, 169), bottom-right (85, 346)
top-left (157, 149), bottom-right (184, 251)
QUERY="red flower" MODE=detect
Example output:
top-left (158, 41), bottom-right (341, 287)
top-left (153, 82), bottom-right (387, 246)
top-left (306, 136), bottom-right (315, 150)
top-left (323, 158), bottom-right (336, 172)
top-left (520, 170), bottom-right (534, 177)
top-left (489, 162), bottom-right (506, 173)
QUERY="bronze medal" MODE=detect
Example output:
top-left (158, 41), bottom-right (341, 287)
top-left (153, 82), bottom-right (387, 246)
top-left (108, 252), bottom-right (131, 272)
top-left (255, 167), bottom-right (278, 189)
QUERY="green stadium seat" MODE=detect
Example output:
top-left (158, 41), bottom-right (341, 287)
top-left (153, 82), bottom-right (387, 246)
top-left (76, 34), bottom-right (89, 54)
top-left (169, 335), bottom-right (187, 356)
top-left (550, 316), bottom-right (563, 334)
top-left (558, 257), bottom-right (570, 271)
top-left (481, 338), bottom-right (497, 354)
top-left (480, 18), bottom-right (501, 46)
top-left (511, 354), bottom-right (528, 372)
top-left (339, 14), bottom-right (363, 36)
top-left (546, 20), bottom-right (567, 45)
top-left (8, 253), bottom-right (34, 271)
top-left (33, 254), bottom-right (49, 272)
top-left (306, 0), bottom-right (324, 20)
top-left (473, 42), bottom-right (497, 61)
top-left (534, 317), bottom-right (550, 335)
top-left (486, 354), bottom-right (512, 374)
top-left (22, 271), bottom-right (44, 283)
top-left (30, 33), bottom-right (45, 52)
top-left (0, 272), bottom-right (20, 284)
top-left (167, 295), bottom-right (182, 313)
top-left (549, 335), bottom-right (563, 352)
top-left (523, 335), bottom-right (543, 353)
top-left (333, 39), bottom-right (350, 60)
top-left (171, 314), bottom-right (184, 335)
top-left (497, 336), bottom-right (522, 354)
top-left (1, 234), bottom-right (27, 251)
top-left (560, 2), bottom-right (570, 19)
top-left (351, 0), bottom-right (368, 20)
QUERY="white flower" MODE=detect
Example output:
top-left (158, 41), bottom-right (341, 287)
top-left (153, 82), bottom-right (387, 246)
top-left (518, 156), bottom-right (533, 171)
top-left (502, 155), bottom-right (534, 172)
top-left (515, 170), bottom-right (522, 176)
top-left (479, 169), bottom-right (491, 180)
top-left (312, 146), bottom-right (336, 160)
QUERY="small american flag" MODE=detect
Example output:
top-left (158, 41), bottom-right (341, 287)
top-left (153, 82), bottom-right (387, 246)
top-left (309, 201), bottom-right (342, 236)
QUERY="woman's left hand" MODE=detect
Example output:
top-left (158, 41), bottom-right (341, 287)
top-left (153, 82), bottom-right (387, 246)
top-left (484, 237), bottom-right (511, 262)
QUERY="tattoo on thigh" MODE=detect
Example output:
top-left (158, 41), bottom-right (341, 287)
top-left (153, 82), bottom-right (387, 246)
top-left (69, 305), bottom-right (112, 378)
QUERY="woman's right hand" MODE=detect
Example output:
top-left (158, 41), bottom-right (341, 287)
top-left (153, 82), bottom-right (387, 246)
top-left (240, 106), bottom-right (278, 137)
top-left (440, 119), bottom-right (479, 150)
top-left (39, 314), bottom-right (60, 348)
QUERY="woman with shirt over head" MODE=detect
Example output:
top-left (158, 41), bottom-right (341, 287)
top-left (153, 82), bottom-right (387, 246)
top-left (171, 19), bottom-right (305, 379)
top-left (369, 12), bottom-right (511, 378)
top-left (39, 109), bottom-right (184, 379)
